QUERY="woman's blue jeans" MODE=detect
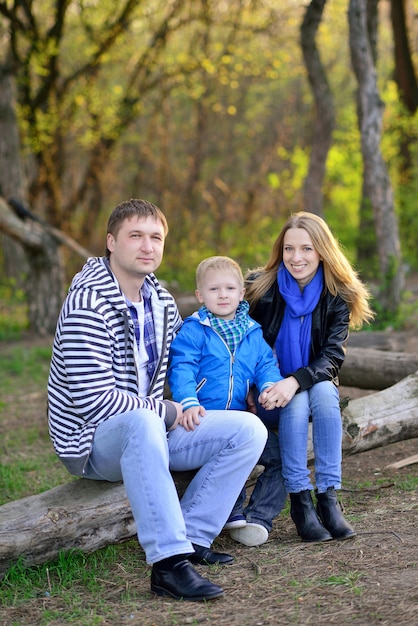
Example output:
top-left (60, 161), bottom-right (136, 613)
top-left (279, 381), bottom-right (342, 493)
top-left (82, 408), bottom-right (267, 564)
top-left (230, 381), bottom-right (342, 529)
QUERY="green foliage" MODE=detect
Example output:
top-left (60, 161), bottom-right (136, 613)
top-left (0, 280), bottom-right (28, 340)
top-left (397, 167), bottom-right (418, 270)
top-left (161, 213), bottom-right (284, 292)
top-left (1, 0), bottom-right (417, 326)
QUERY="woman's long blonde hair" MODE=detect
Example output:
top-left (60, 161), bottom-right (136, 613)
top-left (245, 212), bottom-right (374, 329)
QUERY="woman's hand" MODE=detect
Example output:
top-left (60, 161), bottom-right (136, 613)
top-left (258, 377), bottom-right (300, 409)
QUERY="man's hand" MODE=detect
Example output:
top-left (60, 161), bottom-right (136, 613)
top-left (258, 377), bottom-right (300, 410)
top-left (180, 405), bottom-right (206, 432)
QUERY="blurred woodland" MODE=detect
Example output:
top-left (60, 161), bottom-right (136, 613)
top-left (0, 0), bottom-right (417, 333)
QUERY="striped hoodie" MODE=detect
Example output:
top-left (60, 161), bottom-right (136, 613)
top-left (47, 256), bottom-right (182, 476)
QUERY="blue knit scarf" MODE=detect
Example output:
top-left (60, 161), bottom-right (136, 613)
top-left (275, 262), bottom-right (323, 377)
top-left (203, 300), bottom-right (251, 355)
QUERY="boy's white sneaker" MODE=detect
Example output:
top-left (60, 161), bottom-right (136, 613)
top-left (224, 514), bottom-right (247, 530)
top-left (230, 522), bottom-right (268, 546)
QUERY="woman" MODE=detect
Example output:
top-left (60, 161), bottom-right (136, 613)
top-left (230, 211), bottom-right (373, 545)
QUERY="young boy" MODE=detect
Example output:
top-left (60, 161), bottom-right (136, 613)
top-left (168, 256), bottom-right (283, 533)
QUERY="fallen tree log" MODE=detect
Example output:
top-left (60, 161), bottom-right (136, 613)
top-left (304, 371), bottom-right (418, 458)
top-left (340, 347), bottom-right (418, 390)
top-left (340, 370), bottom-right (418, 454)
top-left (347, 330), bottom-right (415, 352)
top-left (0, 471), bottom-right (196, 577)
top-left (1, 371), bottom-right (418, 575)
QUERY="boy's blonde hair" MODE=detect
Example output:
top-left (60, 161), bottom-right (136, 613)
top-left (196, 256), bottom-right (244, 290)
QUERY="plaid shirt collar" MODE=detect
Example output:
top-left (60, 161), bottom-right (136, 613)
top-left (203, 300), bottom-right (251, 355)
top-left (126, 281), bottom-right (158, 379)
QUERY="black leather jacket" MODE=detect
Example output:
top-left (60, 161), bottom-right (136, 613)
top-left (249, 279), bottom-right (350, 391)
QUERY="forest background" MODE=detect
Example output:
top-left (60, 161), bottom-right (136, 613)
top-left (1, 3), bottom-right (418, 623)
top-left (0, 0), bottom-right (417, 336)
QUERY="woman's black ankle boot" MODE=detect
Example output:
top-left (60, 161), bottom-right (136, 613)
top-left (289, 490), bottom-right (333, 542)
top-left (316, 487), bottom-right (356, 540)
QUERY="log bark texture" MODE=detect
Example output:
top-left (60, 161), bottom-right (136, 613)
top-left (340, 371), bottom-right (418, 455)
top-left (0, 471), bottom-right (195, 576)
top-left (1, 373), bottom-right (418, 575)
top-left (340, 347), bottom-right (418, 389)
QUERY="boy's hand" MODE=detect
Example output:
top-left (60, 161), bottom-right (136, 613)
top-left (258, 377), bottom-right (299, 410)
top-left (180, 405), bottom-right (206, 431)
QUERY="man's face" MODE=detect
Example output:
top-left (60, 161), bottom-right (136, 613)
top-left (107, 215), bottom-right (165, 281)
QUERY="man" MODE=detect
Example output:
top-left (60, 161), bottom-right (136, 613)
top-left (48, 198), bottom-right (267, 601)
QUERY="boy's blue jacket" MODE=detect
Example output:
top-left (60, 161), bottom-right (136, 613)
top-left (168, 308), bottom-right (283, 410)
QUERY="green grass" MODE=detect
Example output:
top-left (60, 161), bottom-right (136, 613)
top-left (0, 342), bottom-right (71, 504)
top-left (0, 542), bottom-right (150, 621)
top-left (0, 452), bottom-right (71, 504)
top-left (323, 571), bottom-right (365, 595)
top-left (395, 474), bottom-right (418, 491)
top-left (1, 543), bottom-right (144, 599)
top-left (0, 345), bottom-right (51, 384)
top-left (344, 474), bottom-right (418, 493)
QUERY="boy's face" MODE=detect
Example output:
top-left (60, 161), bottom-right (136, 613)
top-left (195, 268), bottom-right (245, 320)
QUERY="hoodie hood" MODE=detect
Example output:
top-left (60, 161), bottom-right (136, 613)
top-left (70, 257), bottom-right (126, 311)
top-left (70, 257), bottom-right (165, 312)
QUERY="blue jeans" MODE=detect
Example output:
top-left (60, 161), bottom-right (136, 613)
top-left (279, 381), bottom-right (342, 493)
top-left (229, 381), bottom-right (342, 529)
top-left (229, 423), bottom-right (287, 533)
top-left (83, 408), bottom-right (267, 563)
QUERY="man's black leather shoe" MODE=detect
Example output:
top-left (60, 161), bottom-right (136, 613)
top-left (188, 543), bottom-right (234, 566)
top-left (151, 559), bottom-right (224, 601)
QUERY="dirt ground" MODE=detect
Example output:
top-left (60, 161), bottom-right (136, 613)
top-left (1, 337), bottom-right (417, 625)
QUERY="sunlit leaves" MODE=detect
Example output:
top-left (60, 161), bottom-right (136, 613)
top-left (1, 0), bottom-right (415, 291)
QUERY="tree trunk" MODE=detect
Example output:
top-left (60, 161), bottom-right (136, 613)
top-left (389, 0), bottom-right (417, 215)
top-left (0, 198), bottom-right (65, 335)
top-left (356, 0), bottom-right (379, 275)
top-left (300, 0), bottom-right (335, 217)
top-left (390, 0), bottom-right (418, 115)
top-left (348, 0), bottom-right (404, 315)
top-left (0, 62), bottom-right (29, 284)
top-left (0, 196), bottom-right (93, 334)
top-left (2, 371), bottom-right (418, 575)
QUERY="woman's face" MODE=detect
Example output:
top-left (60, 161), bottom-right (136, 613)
top-left (282, 227), bottom-right (321, 288)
